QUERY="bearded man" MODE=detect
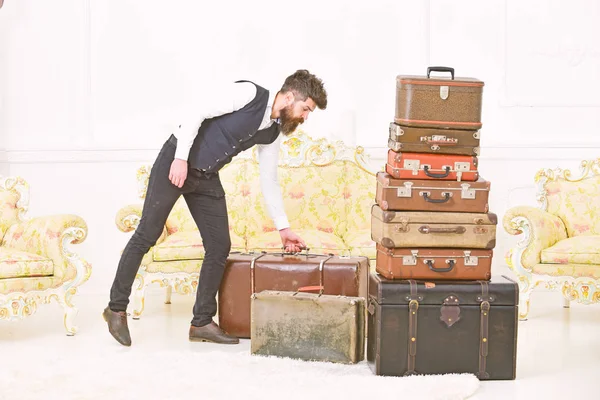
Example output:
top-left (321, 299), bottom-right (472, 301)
top-left (103, 70), bottom-right (328, 346)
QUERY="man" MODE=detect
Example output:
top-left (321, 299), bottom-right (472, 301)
top-left (103, 70), bottom-right (328, 346)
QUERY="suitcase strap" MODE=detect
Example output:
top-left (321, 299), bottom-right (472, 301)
top-left (477, 281), bottom-right (491, 379)
top-left (249, 252), bottom-right (334, 296)
top-left (405, 279), bottom-right (420, 376)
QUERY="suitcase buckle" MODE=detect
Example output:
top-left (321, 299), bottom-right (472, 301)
top-left (431, 145), bottom-right (440, 151)
top-left (464, 251), bottom-right (479, 266)
top-left (440, 85), bottom-right (449, 100)
top-left (389, 122), bottom-right (403, 140)
top-left (404, 160), bottom-right (420, 174)
top-left (460, 183), bottom-right (476, 199)
top-left (454, 162), bottom-right (471, 172)
top-left (402, 250), bottom-right (418, 266)
top-left (397, 182), bottom-right (413, 197)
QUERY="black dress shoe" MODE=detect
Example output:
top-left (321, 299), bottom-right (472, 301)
top-left (189, 322), bottom-right (239, 344)
top-left (103, 306), bottom-right (132, 346)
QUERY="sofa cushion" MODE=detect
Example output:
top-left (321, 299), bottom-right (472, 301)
top-left (342, 230), bottom-right (376, 260)
top-left (0, 190), bottom-right (20, 239)
top-left (0, 248), bottom-right (54, 279)
top-left (243, 161), bottom-right (348, 240)
top-left (544, 175), bottom-right (600, 237)
top-left (541, 236), bottom-right (600, 265)
top-left (532, 263), bottom-right (600, 279)
top-left (246, 229), bottom-right (348, 254)
top-left (152, 230), bottom-right (246, 262)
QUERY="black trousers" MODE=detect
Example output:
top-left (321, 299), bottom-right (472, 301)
top-left (109, 135), bottom-right (231, 327)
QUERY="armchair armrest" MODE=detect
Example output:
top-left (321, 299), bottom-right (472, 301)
top-left (2, 215), bottom-right (91, 284)
top-left (503, 205), bottom-right (568, 272)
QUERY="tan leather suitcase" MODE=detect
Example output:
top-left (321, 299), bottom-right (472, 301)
top-left (375, 244), bottom-right (492, 280)
top-left (386, 150), bottom-right (478, 182)
top-left (395, 67), bottom-right (484, 131)
top-left (375, 172), bottom-right (490, 213)
top-left (250, 284), bottom-right (365, 364)
top-left (370, 204), bottom-right (497, 249)
top-left (388, 122), bottom-right (481, 156)
top-left (218, 251), bottom-right (369, 338)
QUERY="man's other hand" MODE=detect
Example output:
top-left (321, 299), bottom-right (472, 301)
top-left (279, 228), bottom-right (307, 253)
top-left (169, 158), bottom-right (188, 188)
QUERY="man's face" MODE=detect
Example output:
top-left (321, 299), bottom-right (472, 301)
top-left (279, 96), bottom-right (316, 135)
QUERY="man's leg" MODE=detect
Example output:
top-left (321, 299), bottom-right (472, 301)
top-left (182, 178), bottom-right (238, 344)
top-left (104, 137), bottom-right (182, 346)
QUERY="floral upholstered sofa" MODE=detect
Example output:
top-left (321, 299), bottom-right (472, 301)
top-left (115, 131), bottom-right (378, 318)
top-left (0, 176), bottom-right (91, 335)
top-left (503, 158), bottom-right (600, 320)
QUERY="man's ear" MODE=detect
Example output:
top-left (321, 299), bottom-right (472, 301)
top-left (285, 91), bottom-right (295, 106)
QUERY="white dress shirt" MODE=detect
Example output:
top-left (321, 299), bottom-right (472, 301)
top-left (172, 81), bottom-right (290, 230)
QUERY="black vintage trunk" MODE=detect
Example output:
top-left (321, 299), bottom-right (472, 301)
top-left (367, 273), bottom-right (518, 380)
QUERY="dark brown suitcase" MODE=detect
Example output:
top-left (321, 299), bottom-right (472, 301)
top-left (375, 171), bottom-right (490, 213)
top-left (218, 251), bottom-right (369, 338)
top-left (367, 273), bottom-right (518, 380)
top-left (395, 67), bottom-right (484, 131)
top-left (386, 150), bottom-right (479, 182)
top-left (388, 122), bottom-right (481, 156)
top-left (375, 244), bottom-right (492, 280)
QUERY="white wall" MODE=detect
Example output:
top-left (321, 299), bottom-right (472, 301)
top-left (1, 0), bottom-right (600, 295)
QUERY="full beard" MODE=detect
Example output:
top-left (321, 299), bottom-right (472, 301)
top-left (279, 105), bottom-right (304, 135)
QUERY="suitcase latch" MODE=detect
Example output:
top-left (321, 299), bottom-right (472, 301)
top-left (460, 183), bottom-right (476, 199)
top-left (440, 295), bottom-right (461, 327)
top-left (464, 251), bottom-right (479, 266)
top-left (473, 131), bottom-right (480, 139)
top-left (389, 122), bottom-right (403, 140)
top-left (402, 250), bottom-right (418, 266)
top-left (440, 85), bottom-right (449, 100)
top-left (454, 162), bottom-right (471, 172)
top-left (404, 160), bottom-right (420, 175)
top-left (397, 182), bottom-right (413, 197)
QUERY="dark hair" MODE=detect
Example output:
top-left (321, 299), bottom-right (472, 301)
top-left (280, 69), bottom-right (327, 110)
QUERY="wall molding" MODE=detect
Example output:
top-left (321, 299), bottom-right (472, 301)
top-left (1, 145), bottom-right (600, 164)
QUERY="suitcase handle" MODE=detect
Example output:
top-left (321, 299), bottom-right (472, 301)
top-left (421, 191), bottom-right (452, 203)
top-left (423, 165), bottom-right (451, 178)
top-left (426, 139), bottom-right (457, 146)
top-left (425, 259), bottom-right (455, 273)
top-left (427, 66), bottom-right (455, 80)
top-left (419, 225), bottom-right (466, 234)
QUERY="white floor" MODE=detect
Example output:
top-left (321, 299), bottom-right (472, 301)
top-left (1, 289), bottom-right (599, 400)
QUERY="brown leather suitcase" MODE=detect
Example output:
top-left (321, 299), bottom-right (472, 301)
top-left (370, 204), bottom-right (497, 249)
top-left (218, 251), bottom-right (369, 338)
top-left (375, 172), bottom-right (490, 213)
top-left (250, 286), bottom-right (365, 364)
top-left (375, 244), bottom-right (492, 280)
top-left (386, 150), bottom-right (478, 182)
top-left (395, 67), bottom-right (484, 131)
top-left (367, 273), bottom-right (518, 380)
top-left (388, 122), bottom-right (481, 156)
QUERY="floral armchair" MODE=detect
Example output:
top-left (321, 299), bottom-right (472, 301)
top-left (0, 176), bottom-right (91, 335)
top-left (503, 159), bottom-right (600, 320)
top-left (115, 130), bottom-right (377, 319)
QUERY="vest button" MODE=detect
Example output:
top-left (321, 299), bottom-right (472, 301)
top-left (225, 152), bottom-right (229, 156)
top-left (232, 146), bottom-right (236, 149)
top-left (216, 159), bottom-right (220, 162)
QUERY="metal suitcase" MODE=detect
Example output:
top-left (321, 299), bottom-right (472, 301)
top-left (375, 171), bottom-right (490, 213)
top-left (375, 244), bottom-right (492, 281)
top-left (218, 251), bottom-right (369, 338)
top-left (395, 67), bottom-right (484, 131)
top-left (250, 274), bottom-right (365, 364)
top-left (386, 150), bottom-right (478, 182)
top-left (370, 204), bottom-right (497, 249)
top-left (367, 273), bottom-right (518, 380)
top-left (388, 122), bottom-right (481, 156)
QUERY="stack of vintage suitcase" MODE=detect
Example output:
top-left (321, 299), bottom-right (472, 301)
top-left (368, 67), bottom-right (519, 380)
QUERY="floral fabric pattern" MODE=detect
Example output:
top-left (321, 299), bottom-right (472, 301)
top-left (0, 248), bottom-right (54, 279)
top-left (152, 230), bottom-right (245, 262)
top-left (0, 191), bottom-right (20, 239)
top-left (541, 235), bottom-right (600, 265)
top-left (532, 263), bottom-right (600, 280)
top-left (247, 229), bottom-right (347, 254)
top-left (544, 175), bottom-right (600, 238)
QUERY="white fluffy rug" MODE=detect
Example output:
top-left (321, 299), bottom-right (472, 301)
top-left (2, 347), bottom-right (479, 400)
